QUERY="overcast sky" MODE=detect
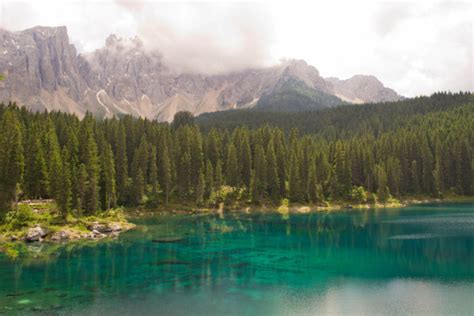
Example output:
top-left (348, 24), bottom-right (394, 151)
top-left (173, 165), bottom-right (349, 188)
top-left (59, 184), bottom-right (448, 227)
top-left (0, 0), bottom-right (472, 96)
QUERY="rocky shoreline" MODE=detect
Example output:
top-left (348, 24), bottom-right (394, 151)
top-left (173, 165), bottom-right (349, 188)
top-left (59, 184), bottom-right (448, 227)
top-left (1, 220), bottom-right (135, 250)
top-left (15, 221), bottom-right (136, 243)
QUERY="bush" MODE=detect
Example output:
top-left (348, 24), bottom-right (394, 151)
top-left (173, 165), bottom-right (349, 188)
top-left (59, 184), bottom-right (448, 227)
top-left (350, 186), bottom-right (367, 203)
top-left (367, 192), bottom-right (377, 204)
top-left (4, 205), bottom-right (35, 229)
top-left (100, 207), bottom-right (126, 222)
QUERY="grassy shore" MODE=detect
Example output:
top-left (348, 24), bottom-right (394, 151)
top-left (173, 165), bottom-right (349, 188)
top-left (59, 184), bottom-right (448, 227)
top-left (1, 195), bottom-right (471, 259)
top-left (131, 194), bottom-right (473, 217)
top-left (0, 201), bottom-right (135, 259)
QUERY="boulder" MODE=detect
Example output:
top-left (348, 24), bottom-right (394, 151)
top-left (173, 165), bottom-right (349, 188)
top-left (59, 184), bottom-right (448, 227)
top-left (92, 230), bottom-right (106, 239)
top-left (88, 222), bottom-right (110, 233)
top-left (51, 230), bottom-right (70, 242)
top-left (25, 225), bottom-right (47, 242)
top-left (107, 223), bottom-right (122, 232)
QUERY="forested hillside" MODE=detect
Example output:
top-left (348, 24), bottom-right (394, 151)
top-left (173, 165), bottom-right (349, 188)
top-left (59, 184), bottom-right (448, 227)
top-left (254, 79), bottom-right (345, 112)
top-left (0, 92), bottom-right (472, 219)
top-left (198, 92), bottom-right (472, 137)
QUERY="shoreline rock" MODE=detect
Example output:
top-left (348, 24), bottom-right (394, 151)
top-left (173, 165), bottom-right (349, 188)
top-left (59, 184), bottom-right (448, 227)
top-left (25, 225), bottom-right (47, 242)
top-left (1, 221), bottom-right (135, 248)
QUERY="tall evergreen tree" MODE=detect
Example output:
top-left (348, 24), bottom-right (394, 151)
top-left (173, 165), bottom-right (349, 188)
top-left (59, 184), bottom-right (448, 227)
top-left (102, 143), bottom-right (117, 209)
top-left (57, 148), bottom-right (72, 219)
top-left (225, 143), bottom-right (239, 187)
top-left (288, 151), bottom-right (301, 202)
top-left (149, 146), bottom-right (159, 196)
top-left (115, 124), bottom-right (128, 204)
top-left (214, 160), bottom-right (223, 195)
top-left (376, 164), bottom-right (389, 202)
top-left (205, 160), bottom-right (214, 200)
top-left (266, 141), bottom-right (280, 202)
top-left (0, 110), bottom-right (24, 216)
top-left (196, 168), bottom-right (205, 205)
top-left (158, 138), bottom-right (172, 205)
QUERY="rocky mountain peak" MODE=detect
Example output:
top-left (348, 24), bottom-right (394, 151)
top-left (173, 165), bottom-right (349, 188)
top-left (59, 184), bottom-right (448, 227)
top-left (326, 74), bottom-right (400, 103)
top-left (0, 25), bottom-right (402, 121)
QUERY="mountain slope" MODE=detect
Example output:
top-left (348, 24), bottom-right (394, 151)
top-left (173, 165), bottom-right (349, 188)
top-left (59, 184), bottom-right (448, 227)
top-left (196, 92), bottom-right (473, 135)
top-left (326, 75), bottom-right (400, 103)
top-left (0, 26), bottom-right (402, 121)
top-left (255, 79), bottom-right (344, 111)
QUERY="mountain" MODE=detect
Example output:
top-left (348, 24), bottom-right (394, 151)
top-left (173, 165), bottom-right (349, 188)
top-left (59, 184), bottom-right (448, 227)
top-left (326, 75), bottom-right (400, 103)
top-left (0, 26), bottom-right (402, 121)
top-left (254, 78), bottom-right (344, 112)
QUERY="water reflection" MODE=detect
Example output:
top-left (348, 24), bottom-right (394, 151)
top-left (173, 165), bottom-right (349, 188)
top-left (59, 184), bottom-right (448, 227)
top-left (0, 203), bottom-right (473, 314)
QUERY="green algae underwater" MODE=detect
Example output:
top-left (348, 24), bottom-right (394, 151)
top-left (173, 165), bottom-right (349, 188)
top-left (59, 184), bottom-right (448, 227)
top-left (0, 202), bottom-right (473, 315)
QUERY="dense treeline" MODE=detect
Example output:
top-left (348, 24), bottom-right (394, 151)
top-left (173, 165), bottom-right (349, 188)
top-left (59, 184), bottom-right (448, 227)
top-left (198, 92), bottom-right (473, 137)
top-left (0, 92), bottom-right (472, 219)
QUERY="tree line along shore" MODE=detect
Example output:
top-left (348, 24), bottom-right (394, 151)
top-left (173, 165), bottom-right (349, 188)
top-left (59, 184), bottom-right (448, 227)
top-left (0, 92), bottom-right (472, 248)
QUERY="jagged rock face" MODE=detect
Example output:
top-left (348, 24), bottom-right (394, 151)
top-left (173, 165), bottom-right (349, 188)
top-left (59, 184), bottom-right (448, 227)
top-left (0, 26), bottom-right (402, 121)
top-left (326, 75), bottom-right (400, 103)
top-left (0, 26), bottom-right (89, 114)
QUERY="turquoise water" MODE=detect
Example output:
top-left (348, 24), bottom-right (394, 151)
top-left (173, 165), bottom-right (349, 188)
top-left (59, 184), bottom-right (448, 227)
top-left (1, 202), bottom-right (473, 315)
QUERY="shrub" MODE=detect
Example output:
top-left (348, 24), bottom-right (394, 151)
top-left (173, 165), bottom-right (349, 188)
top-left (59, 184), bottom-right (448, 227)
top-left (367, 192), bottom-right (377, 204)
top-left (350, 186), bottom-right (367, 203)
top-left (4, 205), bottom-right (35, 230)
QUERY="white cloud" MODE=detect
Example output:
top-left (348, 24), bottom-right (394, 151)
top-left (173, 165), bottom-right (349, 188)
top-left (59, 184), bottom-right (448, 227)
top-left (0, 0), bottom-right (472, 96)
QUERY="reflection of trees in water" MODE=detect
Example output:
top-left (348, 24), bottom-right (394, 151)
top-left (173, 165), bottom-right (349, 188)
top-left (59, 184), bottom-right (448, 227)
top-left (3, 211), bottom-right (472, 311)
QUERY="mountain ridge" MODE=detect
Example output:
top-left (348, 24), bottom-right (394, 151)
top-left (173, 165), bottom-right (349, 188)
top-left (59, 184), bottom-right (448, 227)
top-left (0, 26), bottom-right (402, 121)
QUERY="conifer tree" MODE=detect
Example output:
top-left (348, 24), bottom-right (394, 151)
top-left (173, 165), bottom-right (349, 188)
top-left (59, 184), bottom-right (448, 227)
top-left (158, 138), bottom-right (172, 204)
top-left (420, 136), bottom-right (434, 194)
top-left (177, 152), bottom-right (191, 200)
top-left (75, 163), bottom-right (87, 214)
top-left (102, 143), bottom-right (116, 209)
top-left (411, 160), bottom-right (420, 194)
top-left (254, 144), bottom-right (266, 201)
top-left (266, 141), bottom-right (280, 202)
top-left (288, 151), bottom-right (301, 202)
top-left (80, 120), bottom-right (100, 214)
top-left (250, 170), bottom-right (259, 203)
top-left (26, 137), bottom-right (49, 198)
top-left (376, 164), bottom-right (389, 202)
top-left (0, 110), bottom-right (24, 215)
top-left (58, 148), bottom-right (72, 219)
top-left (214, 159), bottom-right (223, 195)
top-left (240, 134), bottom-right (252, 189)
top-left (47, 122), bottom-right (62, 201)
top-left (274, 133), bottom-right (287, 196)
top-left (196, 168), bottom-right (205, 205)
top-left (205, 160), bottom-right (214, 200)
top-left (149, 146), bottom-right (159, 196)
top-left (308, 157), bottom-right (319, 203)
top-left (225, 143), bottom-right (239, 187)
top-left (115, 124), bottom-right (128, 204)
top-left (133, 169), bottom-right (145, 205)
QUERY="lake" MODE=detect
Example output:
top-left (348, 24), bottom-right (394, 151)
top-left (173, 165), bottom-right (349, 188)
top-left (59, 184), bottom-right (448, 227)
top-left (0, 202), bottom-right (473, 315)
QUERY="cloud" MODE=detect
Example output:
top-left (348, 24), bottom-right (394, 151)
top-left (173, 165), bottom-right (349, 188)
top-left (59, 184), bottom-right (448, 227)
top-left (115, 1), bottom-right (276, 74)
top-left (115, 0), bottom-right (145, 12)
top-left (369, 1), bottom-right (473, 95)
top-left (0, 1), bottom-right (38, 31)
top-left (372, 2), bottom-right (414, 37)
top-left (0, 0), bottom-right (472, 95)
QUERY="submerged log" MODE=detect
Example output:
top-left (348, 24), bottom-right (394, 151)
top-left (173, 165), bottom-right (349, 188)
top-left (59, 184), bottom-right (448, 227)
top-left (151, 236), bottom-right (186, 243)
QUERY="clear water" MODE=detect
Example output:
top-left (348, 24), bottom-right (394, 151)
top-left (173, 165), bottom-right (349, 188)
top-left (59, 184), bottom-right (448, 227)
top-left (1, 202), bottom-right (473, 315)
